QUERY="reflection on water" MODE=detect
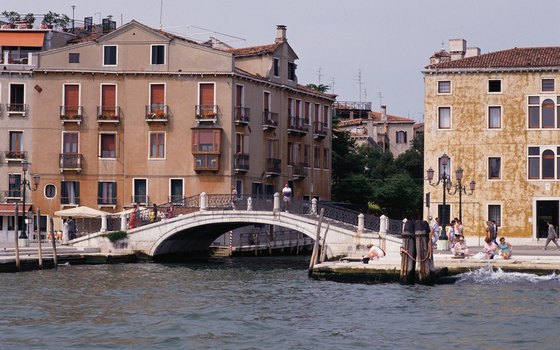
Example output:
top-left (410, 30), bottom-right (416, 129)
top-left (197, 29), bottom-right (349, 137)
top-left (0, 258), bottom-right (558, 349)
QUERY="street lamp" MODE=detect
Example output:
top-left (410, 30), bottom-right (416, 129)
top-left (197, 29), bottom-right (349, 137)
top-left (426, 153), bottom-right (450, 241)
top-left (446, 167), bottom-right (476, 223)
top-left (10, 162), bottom-right (40, 243)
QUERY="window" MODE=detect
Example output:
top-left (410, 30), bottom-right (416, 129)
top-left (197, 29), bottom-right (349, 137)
top-left (314, 103), bottom-right (320, 123)
top-left (488, 204), bottom-right (502, 227)
top-left (288, 98), bottom-right (294, 117)
top-left (63, 84), bottom-right (81, 117)
top-left (103, 45), bottom-right (117, 66)
top-left (396, 131), bottom-right (407, 144)
top-left (151, 45), bottom-right (165, 65)
top-left (45, 184), bottom-right (56, 199)
top-left (542, 99), bottom-right (555, 128)
top-left (99, 133), bottom-right (117, 158)
top-left (488, 80), bottom-right (501, 93)
top-left (438, 81), bottom-right (451, 94)
top-left (148, 83), bottom-right (166, 116)
top-left (438, 107), bottom-right (451, 129)
top-left (273, 58), bottom-right (279, 77)
top-left (263, 91), bottom-right (271, 112)
top-left (61, 181), bottom-right (80, 205)
top-left (192, 129), bottom-right (221, 170)
top-left (98, 182), bottom-right (116, 205)
top-left (63, 132), bottom-right (79, 153)
top-left (314, 146), bottom-right (321, 168)
top-left (304, 102), bottom-right (311, 124)
top-left (9, 131), bottom-right (23, 153)
top-left (8, 173), bottom-right (22, 198)
top-left (100, 84), bottom-right (117, 117)
top-left (133, 179), bottom-right (147, 204)
top-left (69, 53), bottom-right (80, 63)
top-left (288, 62), bottom-right (296, 80)
top-left (236, 180), bottom-right (243, 199)
top-left (528, 96), bottom-right (558, 129)
top-left (323, 105), bottom-right (330, 128)
top-left (170, 179), bottom-right (184, 204)
top-left (287, 142), bottom-right (294, 165)
top-left (488, 106), bottom-right (502, 129)
top-left (542, 78), bottom-right (555, 92)
top-left (252, 182), bottom-right (264, 198)
top-left (323, 148), bottom-right (330, 169)
top-left (235, 133), bottom-right (248, 154)
top-left (304, 145), bottom-right (310, 166)
top-left (197, 83), bottom-right (216, 118)
top-left (149, 132), bottom-right (165, 159)
top-left (9, 84), bottom-right (25, 111)
top-left (488, 157), bottom-right (501, 180)
top-left (528, 146), bottom-right (560, 180)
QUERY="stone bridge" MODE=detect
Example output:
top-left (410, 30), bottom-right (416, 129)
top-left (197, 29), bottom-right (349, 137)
top-left (72, 193), bottom-right (404, 260)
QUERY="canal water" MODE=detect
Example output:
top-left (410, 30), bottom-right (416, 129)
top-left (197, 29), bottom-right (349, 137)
top-left (1, 257), bottom-right (558, 349)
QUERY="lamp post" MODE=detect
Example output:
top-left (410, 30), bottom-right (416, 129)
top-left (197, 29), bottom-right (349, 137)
top-left (446, 167), bottom-right (476, 223)
top-left (10, 161), bottom-right (40, 246)
top-left (426, 153), bottom-right (450, 243)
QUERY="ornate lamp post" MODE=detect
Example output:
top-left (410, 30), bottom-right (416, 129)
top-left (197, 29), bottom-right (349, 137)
top-left (446, 167), bottom-right (476, 223)
top-left (426, 153), bottom-right (450, 243)
top-left (10, 161), bottom-right (40, 245)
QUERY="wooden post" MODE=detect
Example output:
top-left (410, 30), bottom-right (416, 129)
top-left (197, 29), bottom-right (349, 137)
top-left (14, 203), bottom-right (20, 271)
top-left (415, 220), bottom-right (434, 284)
top-left (319, 222), bottom-right (330, 263)
top-left (400, 219), bottom-right (416, 284)
top-left (49, 215), bottom-right (58, 268)
top-left (37, 208), bottom-right (43, 269)
top-left (308, 208), bottom-right (324, 273)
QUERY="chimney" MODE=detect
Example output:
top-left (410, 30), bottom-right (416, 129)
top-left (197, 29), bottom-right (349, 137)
top-left (276, 25), bottom-right (287, 43)
top-left (465, 47), bottom-right (481, 58)
top-left (449, 38), bottom-right (466, 60)
top-left (381, 105), bottom-right (387, 123)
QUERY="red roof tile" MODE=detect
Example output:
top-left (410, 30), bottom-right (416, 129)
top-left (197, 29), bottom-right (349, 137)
top-left (227, 43), bottom-right (281, 56)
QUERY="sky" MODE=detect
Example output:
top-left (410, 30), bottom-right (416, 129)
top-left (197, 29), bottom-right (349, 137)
top-left (8, 0), bottom-right (560, 121)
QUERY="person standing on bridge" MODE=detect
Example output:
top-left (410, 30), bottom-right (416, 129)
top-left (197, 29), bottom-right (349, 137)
top-left (282, 183), bottom-right (292, 212)
top-left (544, 221), bottom-right (560, 250)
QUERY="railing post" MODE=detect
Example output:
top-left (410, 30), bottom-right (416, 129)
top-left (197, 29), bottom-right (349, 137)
top-left (200, 192), bottom-right (207, 211)
top-left (247, 197), bottom-right (253, 211)
top-left (357, 213), bottom-right (365, 234)
top-left (402, 218), bottom-right (407, 235)
top-left (273, 192), bottom-right (280, 213)
top-left (311, 198), bottom-right (317, 215)
top-left (380, 215), bottom-right (388, 235)
top-left (120, 212), bottom-right (127, 231)
top-left (101, 212), bottom-right (107, 233)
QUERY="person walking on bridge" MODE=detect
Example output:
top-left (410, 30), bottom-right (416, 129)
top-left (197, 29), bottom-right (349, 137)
top-left (544, 221), bottom-right (560, 250)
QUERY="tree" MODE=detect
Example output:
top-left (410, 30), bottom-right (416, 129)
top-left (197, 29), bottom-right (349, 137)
top-left (306, 83), bottom-right (330, 93)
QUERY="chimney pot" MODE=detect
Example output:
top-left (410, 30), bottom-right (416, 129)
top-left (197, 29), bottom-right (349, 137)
top-left (276, 25), bottom-right (287, 43)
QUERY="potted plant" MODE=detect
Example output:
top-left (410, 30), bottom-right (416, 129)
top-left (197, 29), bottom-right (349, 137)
top-left (2, 11), bottom-right (20, 28)
top-left (24, 13), bottom-right (34, 28)
top-left (41, 11), bottom-right (56, 28)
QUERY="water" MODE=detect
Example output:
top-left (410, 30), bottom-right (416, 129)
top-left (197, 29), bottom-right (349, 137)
top-left (1, 257), bottom-right (559, 350)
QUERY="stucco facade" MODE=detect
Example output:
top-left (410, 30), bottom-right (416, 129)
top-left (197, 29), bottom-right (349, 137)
top-left (423, 40), bottom-right (560, 242)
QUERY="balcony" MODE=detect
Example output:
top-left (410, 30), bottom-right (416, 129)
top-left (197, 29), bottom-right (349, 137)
top-left (97, 106), bottom-right (121, 124)
top-left (287, 116), bottom-right (309, 135)
top-left (2, 190), bottom-right (22, 201)
top-left (313, 121), bottom-right (328, 139)
top-left (234, 107), bottom-right (250, 125)
top-left (6, 103), bottom-right (28, 117)
top-left (131, 195), bottom-right (149, 205)
top-left (265, 158), bottom-right (281, 177)
top-left (194, 154), bottom-right (219, 172)
top-left (195, 105), bottom-right (218, 124)
top-left (61, 196), bottom-right (80, 206)
top-left (60, 106), bottom-right (84, 125)
top-left (145, 104), bottom-right (169, 124)
top-left (98, 197), bottom-right (117, 206)
top-left (262, 111), bottom-right (278, 130)
top-left (234, 154), bottom-right (250, 173)
top-left (4, 150), bottom-right (27, 163)
top-left (291, 162), bottom-right (308, 180)
top-left (59, 153), bottom-right (83, 172)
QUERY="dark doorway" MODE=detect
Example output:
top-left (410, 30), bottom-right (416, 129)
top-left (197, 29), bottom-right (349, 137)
top-left (536, 200), bottom-right (559, 239)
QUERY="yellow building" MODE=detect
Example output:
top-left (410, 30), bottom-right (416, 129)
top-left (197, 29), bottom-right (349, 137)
top-left (424, 39), bottom-right (560, 243)
top-left (0, 21), bottom-right (334, 241)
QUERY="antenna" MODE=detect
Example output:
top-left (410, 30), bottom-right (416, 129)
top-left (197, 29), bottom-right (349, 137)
top-left (159, 0), bottom-right (163, 30)
top-left (378, 92), bottom-right (383, 108)
top-left (317, 67), bottom-right (323, 84)
top-left (330, 77), bottom-right (335, 94)
top-left (363, 88), bottom-right (368, 102)
top-left (355, 69), bottom-right (364, 103)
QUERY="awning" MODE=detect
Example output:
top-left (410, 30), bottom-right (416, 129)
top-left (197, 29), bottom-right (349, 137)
top-left (0, 203), bottom-right (32, 216)
top-left (0, 32), bottom-right (44, 47)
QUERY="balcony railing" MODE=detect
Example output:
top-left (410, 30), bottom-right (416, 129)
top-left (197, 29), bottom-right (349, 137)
top-left (333, 101), bottom-right (372, 111)
top-left (195, 105), bottom-right (218, 123)
top-left (234, 107), bottom-right (250, 125)
top-left (234, 153), bottom-right (250, 172)
top-left (145, 104), bottom-right (168, 123)
top-left (287, 116), bottom-right (309, 135)
top-left (131, 195), bottom-right (149, 205)
top-left (6, 103), bottom-right (28, 117)
top-left (313, 121), bottom-right (328, 139)
top-left (59, 153), bottom-right (82, 172)
top-left (98, 197), bottom-right (117, 206)
top-left (60, 106), bottom-right (84, 124)
top-left (262, 111), bottom-right (278, 130)
top-left (291, 162), bottom-right (308, 180)
top-left (169, 195), bottom-right (186, 206)
top-left (97, 106), bottom-right (121, 124)
top-left (265, 158), bottom-right (281, 176)
top-left (61, 196), bottom-right (80, 205)
top-left (2, 190), bottom-right (22, 200)
top-left (4, 150), bottom-right (27, 162)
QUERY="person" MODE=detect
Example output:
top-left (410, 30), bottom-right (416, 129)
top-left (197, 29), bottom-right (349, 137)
top-left (447, 220), bottom-right (456, 249)
top-left (483, 236), bottom-right (497, 259)
top-left (282, 183), bottom-right (292, 212)
top-left (150, 204), bottom-right (158, 223)
top-left (544, 221), bottom-right (560, 250)
top-left (491, 220), bottom-right (498, 245)
top-left (167, 203), bottom-right (174, 219)
top-left (485, 221), bottom-right (492, 241)
top-left (365, 243), bottom-right (386, 261)
top-left (67, 217), bottom-right (77, 240)
top-left (431, 217), bottom-right (440, 249)
top-left (129, 204), bottom-right (138, 229)
top-left (497, 237), bottom-right (513, 259)
top-left (451, 236), bottom-right (469, 257)
top-left (231, 186), bottom-right (237, 210)
top-left (62, 218), bottom-right (69, 244)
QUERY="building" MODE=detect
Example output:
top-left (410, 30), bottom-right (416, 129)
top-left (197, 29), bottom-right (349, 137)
top-left (0, 20), bottom-right (334, 242)
top-left (423, 38), bottom-right (560, 242)
top-left (336, 103), bottom-right (417, 157)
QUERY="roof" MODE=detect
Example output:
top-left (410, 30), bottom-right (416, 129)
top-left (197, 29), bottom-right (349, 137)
top-left (226, 43), bottom-right (282, 57)
top-left (426, 46), bottom-right (560, 70)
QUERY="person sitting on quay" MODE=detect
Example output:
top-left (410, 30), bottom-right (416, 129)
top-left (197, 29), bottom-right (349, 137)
top-left (366, 243), bottom-right (386, 261)
top-left (483, 236), bottom-right (497, 259)
top-left (451, 235), bottom-right (469, 258)
top-left (497, 237), bottom-right (513, 259)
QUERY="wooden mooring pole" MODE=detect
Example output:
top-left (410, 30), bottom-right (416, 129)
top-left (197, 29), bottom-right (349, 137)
top-left (14, 204), bottom-right (20, 271)
top-left (400, 219), bottom-right (416, 284)
top-left (37, 208), bottom-right (43, 269)
top-left (308, 208), bottom-right (324, 273)
top-left (415, 220), bottom-right (435, 284)
top-left (49, 215), bottom-right (58, 268)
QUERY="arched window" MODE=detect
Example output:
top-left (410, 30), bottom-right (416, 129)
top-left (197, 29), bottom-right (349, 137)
top-left (542, 99), bottom-right (555, 128)
top-left (542, 149), bottom-right (555, 179)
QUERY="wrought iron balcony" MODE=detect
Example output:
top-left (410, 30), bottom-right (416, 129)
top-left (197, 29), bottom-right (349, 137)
top-left (262, 111), bottom-right (278, 130)
top-left (97, 106), bottom-right (121, 124)
top-left (287, 116), bottom-right (309, 135)
top-left (291, 162), bottom-right (308, 180)
top-left (313, 121), bottom-right (328, 139)
top-left (195, 105), bottom-right (218, 123)
top-left (6, 103), bottom-right (28, 117)
top-left (265, 158), bottom-right (281, 176)
top-left (98, 197), bottom-right (117, 206)
top-left (234, 107), bottom-right (250, 125)
top-left (4, 150), bottom-right (27, 162)
top-left (234, 154), bottom-right (250, 172)
top-left (145, 104), bottom-right (169, 123)
top-left (60, 106), bottom-right (84, 124)
top-left (59, 153), bottom-right (82, 172)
